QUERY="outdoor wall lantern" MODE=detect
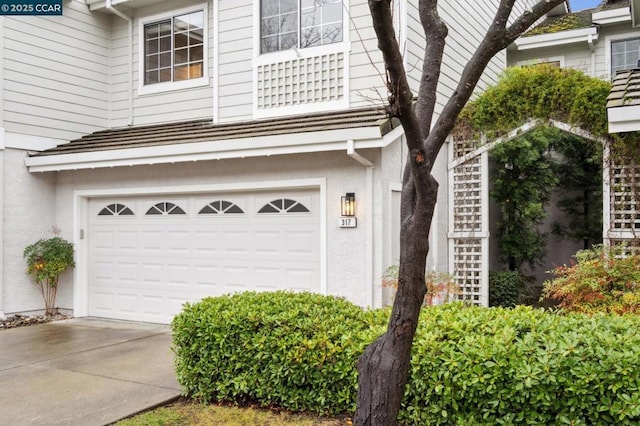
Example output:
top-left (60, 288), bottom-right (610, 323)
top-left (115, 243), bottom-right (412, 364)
top-left (339, 193), bottom-right (357, 228)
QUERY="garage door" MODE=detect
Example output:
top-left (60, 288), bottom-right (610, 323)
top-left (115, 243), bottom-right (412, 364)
top-left (88, 191), bottom-right (320, 323)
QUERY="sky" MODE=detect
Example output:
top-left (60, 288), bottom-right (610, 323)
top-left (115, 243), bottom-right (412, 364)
top-left (569, 0), bottom-right (602, 11)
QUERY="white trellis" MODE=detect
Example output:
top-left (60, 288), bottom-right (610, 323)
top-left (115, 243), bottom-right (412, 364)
top-left (446, 119), bottom-right (636, 306)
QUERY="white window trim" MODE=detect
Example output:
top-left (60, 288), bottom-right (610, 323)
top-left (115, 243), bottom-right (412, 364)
top-left (516, 56), bottom-right (565, 67)
top-left (605, 31), bottom-right (640, 81)
top-left (137, 3), bottom-right (210, 97)
top-left (252, 0), bottom-right (350, 118)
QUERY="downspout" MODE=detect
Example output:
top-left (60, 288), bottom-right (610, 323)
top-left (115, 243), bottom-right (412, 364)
top-left (106, 0), bottom-right (133, 126)
top-left (588, 33), bottom-right (596, 77)
top-left (347, 139), bottom-right (375, 308)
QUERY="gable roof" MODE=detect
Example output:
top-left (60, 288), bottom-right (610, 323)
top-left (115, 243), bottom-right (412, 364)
top-left (25, 106), bottom-right (402, 172)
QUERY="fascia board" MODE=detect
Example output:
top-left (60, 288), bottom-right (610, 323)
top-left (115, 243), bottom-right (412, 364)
top-left (608, 105), bottom-right (640, 133)
top-left (514, 27), bottom-right (598, 50)
top-left (592, 7), bottom-right (631, 25)
top-left (25, 127), bottom-right (388, 172)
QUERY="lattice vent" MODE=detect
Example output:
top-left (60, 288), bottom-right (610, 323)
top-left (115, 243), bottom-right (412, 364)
top-left (256, 52), bottom-right (344, 109)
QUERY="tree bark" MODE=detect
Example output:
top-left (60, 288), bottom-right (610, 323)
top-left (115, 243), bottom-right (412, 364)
top-left (354, 1), bottom-right (567, 424)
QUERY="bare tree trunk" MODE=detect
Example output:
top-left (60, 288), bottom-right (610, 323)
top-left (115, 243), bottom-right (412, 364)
top-left (355, 176), bottom-right (438, 425)
top-left (354, 0), bottom-right (566, 423)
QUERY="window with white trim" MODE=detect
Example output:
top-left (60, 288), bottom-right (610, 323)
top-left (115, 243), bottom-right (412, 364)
top-left (611, 37), bottom-right (640, 76)
top-left (260, 0), bottom-right (343, 53)
top-left (143, 10), bottom-right (204, 85)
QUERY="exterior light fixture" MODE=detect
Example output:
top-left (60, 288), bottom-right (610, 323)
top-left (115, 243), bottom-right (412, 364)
top-left (339, 193), bottom-right (357, 228)
top-left (341, 192), bottom-right (355, 216)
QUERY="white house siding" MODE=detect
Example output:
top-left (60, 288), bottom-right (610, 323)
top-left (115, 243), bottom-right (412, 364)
top-left (216, 0), bottom-right (254, 123)
top-left (2, 2), bottom-right (110, 142)
top-left (348, 0), bottom-right (386, 108)
top-left (2, 149), bottom-right (60, 314)
top-left (109, 0), bottom-right (214, 127)
top-left (52, 151), bottom-right (395, 310)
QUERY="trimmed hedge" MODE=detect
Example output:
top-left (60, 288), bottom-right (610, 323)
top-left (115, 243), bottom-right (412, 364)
top-left (171, 291), bottom-right (386, 414)
top-left (172, 292), bottom-right (640, 424)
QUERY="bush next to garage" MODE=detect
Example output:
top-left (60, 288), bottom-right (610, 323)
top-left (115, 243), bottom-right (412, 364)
top-left (172, 293), bottom-right (640, 424)
top-left (171, 291), bottom-right (387, 414)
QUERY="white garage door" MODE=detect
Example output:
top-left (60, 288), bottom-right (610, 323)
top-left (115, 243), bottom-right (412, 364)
top-left (88, 191), bottom-right (320, 323)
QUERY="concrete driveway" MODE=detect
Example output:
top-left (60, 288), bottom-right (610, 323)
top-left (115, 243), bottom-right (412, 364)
top-left (0, 318), bottom-right (181, 425)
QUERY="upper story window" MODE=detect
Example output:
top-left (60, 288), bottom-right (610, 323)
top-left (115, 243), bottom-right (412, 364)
top-left (611, 37), bottom-right (640, 77)
top-left (144, 10), bottom-right (204, 85)
top-left (260, 0), bottom-right (343, 53)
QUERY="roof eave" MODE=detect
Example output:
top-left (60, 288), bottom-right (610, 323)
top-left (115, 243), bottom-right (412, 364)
top-left (514, 27), bottom-right (598, 50)
top-left (592, 6), bottom-right (631, 25)
top-left (608, 105), bottom-right (640, 133)
top-left (24, 126), bottom-right (402, 173)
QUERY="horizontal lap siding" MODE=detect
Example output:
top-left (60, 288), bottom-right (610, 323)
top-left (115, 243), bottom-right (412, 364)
top-left (110, 0), bottom-right (214, 127)
top-left (3, 2), bottom-right (110, 141)
top-left (217, 1), bottom-right (253, 123)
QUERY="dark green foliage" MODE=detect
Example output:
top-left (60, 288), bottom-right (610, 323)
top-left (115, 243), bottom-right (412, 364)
top-left (552, 133), bottom-right (603, 249)
top-left (489, 270), bottom-right (524, 307)
top-left (490, 127), bottom-right (559, 270)
top-left (171, 291), bottom-right (386, 414)
top-left (173, 292), bottom-right (640, 424)
top-left (401, 304), bottom-right (640, 425)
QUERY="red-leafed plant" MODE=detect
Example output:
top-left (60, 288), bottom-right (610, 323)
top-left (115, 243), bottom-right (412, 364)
top-left (542, 244), bottom-right (640, 314)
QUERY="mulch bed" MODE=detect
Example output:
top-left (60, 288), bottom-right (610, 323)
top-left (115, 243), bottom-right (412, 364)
top-left (0, 312), bottom-right (71, 331)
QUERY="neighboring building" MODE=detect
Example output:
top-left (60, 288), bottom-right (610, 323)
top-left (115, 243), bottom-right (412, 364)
top-left (0, 0), bottom-right (545, 322)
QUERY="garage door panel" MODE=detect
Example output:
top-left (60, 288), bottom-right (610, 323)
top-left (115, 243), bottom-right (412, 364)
top-left (89, 191), bottom-right (320, 323)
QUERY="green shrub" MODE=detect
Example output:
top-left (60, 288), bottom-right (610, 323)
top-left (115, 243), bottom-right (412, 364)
top-left (542, 244), bottom-right (640, 314)
top-left (171, 291), bottom-right (386, 414)
top-left (489, 271), bottom-right (523, 307)
top-left (401, 304), bottom-right (640, 425)
top-left (173, 293), bottom-right (640, 424)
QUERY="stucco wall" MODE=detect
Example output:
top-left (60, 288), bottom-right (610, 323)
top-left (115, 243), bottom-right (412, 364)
top-left (3, 149), bottom-right (60, 314)
top-left (53, 150), bottom-right (393, 309)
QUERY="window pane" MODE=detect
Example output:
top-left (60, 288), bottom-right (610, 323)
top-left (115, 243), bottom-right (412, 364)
top-left (174, 64), bottom-right (189, 81)
top-left (159, 35), bottom-right (171, 52)
top-left (261, 35), bottom-right (278, 52)
top-left (324, 2), bottom-right (342, 23)
top-left (174, 47), bottom-right (188, 64)
top-left (159, 68), bottom-right (172, 82)
top-left (159, 21), bottom-right (172, 36)
top-left (145, 70), bottom-right (158, 84)
top-left (322, 22), bottom-right (342, 44)
top-left (145, 55), bottom-right (158, 69)
top-left (174, 32), bottom-right (188, 48)
top-left (190, 45), bottom-right (203, 62)
top-left (174, 15), bottom-right (189, 32)
top-left (301, 8), bottom-right (320, 28)
top-left (262, 16), bottom-right (280, 37)
top-left (281, 0), bottom-right (297, 13)
top-left (262, 0), bottom-right (278, 17)
top-left (160, 52), bottom-right (171, 68)
top-left (280, 32), bottom-right (297, 50)
top-left (187, 11), bottom-right (203, 29)
top-left (145, 24), bottom-right (158, 39)
top-left (189, 62), bottom-right (203, 78)
top-left (280, 12), bottom-right (297, 33)
top-left (190, 28), bottom-right (204, 44)
top-left (301, 27), bottom-right (320, 48)
top-left (145, 39), bottom-right (158, 55)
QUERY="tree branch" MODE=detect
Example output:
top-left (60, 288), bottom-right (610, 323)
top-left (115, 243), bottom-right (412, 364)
top-left (415, 0), bottom-right (448, 138)
top-left (424, 0), bottom-right (566, 164)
